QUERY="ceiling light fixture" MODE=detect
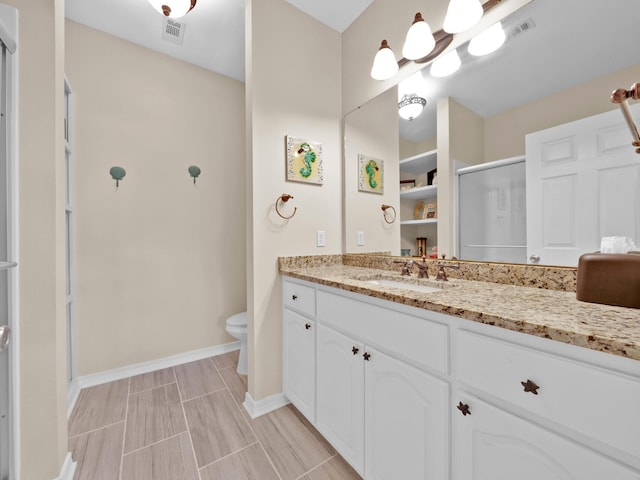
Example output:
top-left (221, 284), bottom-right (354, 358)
top-left (468, 21), bottom-right (506, 56)
top-left (430, 48), bottom-right (461, 77)
top-left (398, 94), bottom-right (427, 121)
top-left (147, 0), bottom-right (196, 18)
top-left (402, 13), bottom-right (436, 61)
top-left (370, 40), bottom-right (399, 81)
top-left (443, 0), bottom-right (484, 34)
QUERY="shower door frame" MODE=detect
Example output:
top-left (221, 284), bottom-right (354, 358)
top-left (0, 5), bottom-right (18, 480)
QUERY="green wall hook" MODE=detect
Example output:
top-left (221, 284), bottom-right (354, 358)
top-left (109, 166), bottom-right (126, 188)
top-left (188, 165), bottom-right (201, 184)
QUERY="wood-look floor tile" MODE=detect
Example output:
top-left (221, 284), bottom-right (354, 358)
top-left (250, 405), bottom-right (335, 480)
top-left (124, 383), bottom-right (187, 453)
top-left (174, 358), bottom-right (226, 400)
top-left (302, 455), bottom-right (363, 480)
top-left (199, 443), bottom-right (279, 480)
top-left (183, 390), bottom-right (256, 467)
top-left (69, 379), bottom-right (129, 436)
top-left (129, 367), bottom-right (176, 394)
top-left (219, 366), bottom-right (248, 406)
top-left (212, 350), bottom-right (239, 370)
top-left (121, 433), bottom-right (198, 480)
top-left (69, 422), bottom-right (124, 480)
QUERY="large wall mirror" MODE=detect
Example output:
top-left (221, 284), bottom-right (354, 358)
top-left (344, 0), bottom-right (640, 267)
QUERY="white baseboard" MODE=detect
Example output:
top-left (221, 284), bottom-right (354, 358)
top-left (243, 391), bottom-right (290, 419)
top-left (68, 342), bottom-right (240, 417)
top-left (53, 452), bottom-right (76, 480)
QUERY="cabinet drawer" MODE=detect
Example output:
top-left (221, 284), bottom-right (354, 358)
top-left (457, 330), bottom-right (640, 463)
top-left (317, 290), bottom-right (449, 375)
top-left (283, 279), bottom-right (316, 317)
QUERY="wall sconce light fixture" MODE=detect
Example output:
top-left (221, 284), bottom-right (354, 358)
top-left (188, 165), bottom-right (201, 184)
top-left (109, 166), bottom-right (126, 188)
top-left (611, 82), bottom-right (640, 154)
top-left (370, 0), bottom-right (502, 81)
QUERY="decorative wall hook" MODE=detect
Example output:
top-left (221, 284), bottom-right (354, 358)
top-left (381, 204), bottom-right (397, 224)
top-left (109, 166), bottom-right (126, 188)
top-left (276, 194), bottom-right (297, 219)
top-left (188, 165), bottom-right (201, 184)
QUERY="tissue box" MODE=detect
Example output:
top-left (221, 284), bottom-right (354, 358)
top-left (576, 253), bottom-right (640, 309)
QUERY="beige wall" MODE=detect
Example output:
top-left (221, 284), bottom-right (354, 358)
top-left (247, 0), bottom-right (342, 401)
top-left (344, 88), bottom-right (400, 253)
top-left (66, 21), bottom-right (246, 375)
top-left (5, 0), bottom-right (69, 477)
top-left (484, 64), bottom-right (640, 161)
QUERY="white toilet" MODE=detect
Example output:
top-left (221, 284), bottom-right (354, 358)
top-left (226, 311), bottom-right (247, 375)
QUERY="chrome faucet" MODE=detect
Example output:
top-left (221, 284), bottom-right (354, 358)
top-left (435, 262), bottom-right (460, 281)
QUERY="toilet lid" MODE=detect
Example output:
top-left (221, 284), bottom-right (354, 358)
top-left (227, 312), bottom-right (247, 327)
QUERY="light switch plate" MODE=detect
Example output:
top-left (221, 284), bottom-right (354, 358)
top-left (357, 231), bottom-right (365, 246)
top-left (316, 230), bottom-right (326, 247)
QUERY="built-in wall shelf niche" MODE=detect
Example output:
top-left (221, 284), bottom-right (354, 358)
top-left (400, 218), bottom-right (438, 226)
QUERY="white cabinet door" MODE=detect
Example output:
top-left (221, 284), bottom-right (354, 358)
top-left (364, 347), bottom-right (449, 480)
top-left (453, 394), bottom-right (640, 480)
top-left (526, 103), bottom-right (640, 266)
top-left (282, 309), bottom-right (315, 423)
top-left (316, 324), bottom-right (365, 475)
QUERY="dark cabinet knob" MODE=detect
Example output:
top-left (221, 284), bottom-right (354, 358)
top-left (352, 346), bottom-right (359, 355)
top-left (457, 402), bottom-right (471, 416)
top-left (305, 323), bottom-right (311, 330)
top-left (521, 379), bottom-right (540, 395)
top-left (363, 352), bottom-right (371, 361)
top-left (292, 295), bottom-right (298, 300)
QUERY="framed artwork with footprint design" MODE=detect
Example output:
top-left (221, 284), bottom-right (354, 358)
top-left (358, 154), bottom-right (384, 194)
top-left (286, 135), bottom-right (323, 185)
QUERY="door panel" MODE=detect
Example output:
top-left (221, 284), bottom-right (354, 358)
top-left (526, 104), bottom-right (640, 266)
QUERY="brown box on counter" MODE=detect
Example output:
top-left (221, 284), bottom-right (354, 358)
top-left (576, 253), bottom-right (640, 309)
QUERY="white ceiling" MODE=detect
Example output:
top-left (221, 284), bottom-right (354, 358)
top-left (65, 0), bottom-right (370, 82)
top-left (65, 0), bottom-right (640, 143)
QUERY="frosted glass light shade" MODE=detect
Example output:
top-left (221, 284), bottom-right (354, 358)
top-left (398, 95), bottom-right (426, 121)
top-left (430, 49), bottom-right (461, 77)
top-left (468, 22), bottom-right (506, 56)
top-left (371, 40), bottom-right (399, 80)
top-left (147, 0), bottom-right (196, 18)
top-left (402, 13), bottom-right (436, 60)
top-left (443, 0), bottom-right (483, 34)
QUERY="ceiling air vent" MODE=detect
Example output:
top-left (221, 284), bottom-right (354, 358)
top-left (162, 18), bottom-right (186, 45)
top-left (506, 17), bottom-right (536, 39)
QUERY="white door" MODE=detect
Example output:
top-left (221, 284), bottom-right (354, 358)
top-left (316, 324), bottom-right (365, 475)
top-left (0, 17), bottom-right (16, 479)
top-left (364, 347), bottom-right (449, 480)
top-left (453, 395), bottom-right (640, 480)
top-left (282, 309), bottom-right (315, 422)
top-left (526, 104), bottom-right (640, 266)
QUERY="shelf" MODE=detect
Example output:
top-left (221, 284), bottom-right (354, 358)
top-left (399, 184), bottom-right (437, 200)
top-left (400, 219), bottom-right (438, 226)
top-left (399, 149), bottom-right (437, 175)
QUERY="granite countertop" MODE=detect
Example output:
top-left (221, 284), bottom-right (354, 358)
top-left (279, 263), bottom-right (640, 362)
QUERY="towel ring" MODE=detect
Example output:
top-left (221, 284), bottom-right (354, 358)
top-left (276, 194), bottom-right (297, 219)
top-left (381, 204), bottom-right (396, 224)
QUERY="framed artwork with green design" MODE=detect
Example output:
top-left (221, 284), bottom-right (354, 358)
top-left (358, 154), bottom-right (384, 194)
top-left (286, 135), bottom-right (323, 185)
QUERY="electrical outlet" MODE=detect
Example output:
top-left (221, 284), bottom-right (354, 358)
top-left (316, 230), bottom-right (326, 247)
top-left (357, 231), bottom-right (365, 246)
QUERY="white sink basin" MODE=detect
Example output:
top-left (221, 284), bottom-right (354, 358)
top-left (364, 278), bottom-right (443, 294)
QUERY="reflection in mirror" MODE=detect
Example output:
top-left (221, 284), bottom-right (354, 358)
top-left (344, 0), bottom-right (640, 266)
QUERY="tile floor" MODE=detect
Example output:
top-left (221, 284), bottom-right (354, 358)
top-left (68, 350), bottom-right (362, 480)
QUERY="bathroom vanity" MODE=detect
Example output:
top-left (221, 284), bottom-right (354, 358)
top-left (280, 257), bottom-right (640, 480)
